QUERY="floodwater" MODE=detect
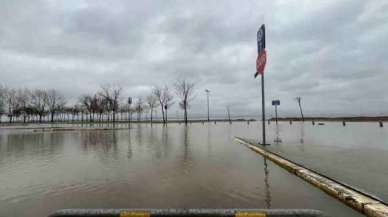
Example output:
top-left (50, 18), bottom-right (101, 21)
top-left (0, 122), bottom-right (370, 217)
top-left (262, 121), bottom-right (388, 203)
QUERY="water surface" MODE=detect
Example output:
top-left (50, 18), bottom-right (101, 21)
top-left (0, 123), bottom-right (364, 217)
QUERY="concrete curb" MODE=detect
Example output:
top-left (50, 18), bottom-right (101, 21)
top-left (235, 137), bottom-right (388, 217)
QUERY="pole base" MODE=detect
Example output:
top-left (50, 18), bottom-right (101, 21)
top-left (258, 143), bottom-right (271, 146)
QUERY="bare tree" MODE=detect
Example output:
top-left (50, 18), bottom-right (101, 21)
top-left (295, 97), bottom-right (304, 121)
top-left (80, 95), bottom-right (93, 122)
top-left (174, 79), bottom-right (195, 124)
top-left (16, 88), bottom-right (31, 123)
top-left (99, 85), bottom-right (122, 123)
top-left (96, 95), bottom-right (107, 122)
top-left (5, 88), bottom-right (19, 123)
top-left (146, 94), bottom-right (158, 123)
top-left (0, 85), bottom-right (7, 123)
top-left (153, 85), bottom-right (174, 124)
top-left (75, 103), bottom-right (86, 122)
top-left (153, 87), bottom-right (164, 122)
top-left (47, 89), bottom-right (66, 123)
top-left (30, 89), bottom-right (49, 123)
top-left (135, 97), bottom-right (144, 121)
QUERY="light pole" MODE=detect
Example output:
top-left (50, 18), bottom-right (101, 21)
top-left (205, 89), bottom-right (210, 122)
top-left (295, 97), bottom-right (304, 121)
top-left (128, 97), bottom-right (132, 126)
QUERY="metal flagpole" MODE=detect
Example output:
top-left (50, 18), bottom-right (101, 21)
top-left (205, 89), bottom-right (210, 122)
top-left (261, 73), bottom-right (266, 145)
top-left (256, 24), bottom-right (267, 145)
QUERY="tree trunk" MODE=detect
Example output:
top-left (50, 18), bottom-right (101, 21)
top-left (160, 105), bottom-right (165, 123)
top-left (165, 108), bottom-right (168, 125)
top-left (150, 109), bottom-right (153, 124)
top-left (51, 111), bottom-right (55, 123)
top-left (184, 100), bottom-right (188, 124)
top-left (184, 108), bottom-right (188, 124)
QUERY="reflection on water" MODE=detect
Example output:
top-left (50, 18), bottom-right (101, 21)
top-left (263, 158), bottom-right (271, 209)
top-left (136, 124), bottom-right (143, 146)
top-left (265, 121), bottom-right (388, 204)
top-left (127, 129), bottom-right (133, 159)
top-left (81, 131), bottom-right (118, 151)
top-left (0, 122), bottom-right (364, 217)
top-left (182, 125), bottom-right (190, 162)
top-left (299, 123), bottom-right (304, 145)
top-left (0, 132), bottom-right (64, 160)
top-left (273, 124), bottom-right (282, 144)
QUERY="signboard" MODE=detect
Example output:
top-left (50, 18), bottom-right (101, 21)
top-left (257, 24), bottom-right (265, 52)
top-left (255, 24), bottom-right (266, 78)
top-left (272, 100), bottom-right (280, 106)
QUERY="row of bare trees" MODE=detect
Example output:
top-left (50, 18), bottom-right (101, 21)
top-left (0, 86), bottom-right (66, 123)
top-left (0, 79), bottom-right (196, 124)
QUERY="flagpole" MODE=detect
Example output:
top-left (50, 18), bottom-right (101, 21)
top-left (261, 73), bottom-right (266, 145)
top-left (256, 24), bottom-right (267, 145)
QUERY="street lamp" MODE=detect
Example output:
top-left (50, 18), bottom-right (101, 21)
top-left (205, 89), bottom-right (210, 122)
top-left (295, 97), bottom-right (304, 121)
top-left (128, 97), bottom-right (132, 126)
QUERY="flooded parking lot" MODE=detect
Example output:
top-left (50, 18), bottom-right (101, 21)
top-left (261, 121), bottom-right (388, 203)
top-left (0, 122), bottom-right (379, 217)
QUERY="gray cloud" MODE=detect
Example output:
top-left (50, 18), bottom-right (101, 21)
top-left (1, 0), bottom-right (388, 118)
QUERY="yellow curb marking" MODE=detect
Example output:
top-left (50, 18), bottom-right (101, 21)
top-left (120, 211), bottom-right (151, 217)
top-left (235, 211), bottom-right (266, 217)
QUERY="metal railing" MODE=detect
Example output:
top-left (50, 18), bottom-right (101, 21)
top-left (49, 209), bottom-right (323, 217)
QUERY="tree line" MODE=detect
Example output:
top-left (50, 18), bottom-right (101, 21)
top-left (0, 79), bottom-right (195, 125)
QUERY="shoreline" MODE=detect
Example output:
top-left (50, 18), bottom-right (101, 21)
top-left (271, 116), bottom-right (388, 122)
top-left (0, 116), bottom-right (386, 127)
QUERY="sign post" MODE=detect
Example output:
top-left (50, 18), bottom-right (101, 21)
top-left (272, 100), bottom-right (280, 124)
top-left (255, 24), bottom-right (268, 145)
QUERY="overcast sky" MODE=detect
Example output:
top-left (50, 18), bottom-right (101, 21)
top-left (1, 0), bottom-right (388, 118)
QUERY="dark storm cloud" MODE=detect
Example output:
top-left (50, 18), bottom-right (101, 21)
top-left (1, 0), bottom-right (388, 117)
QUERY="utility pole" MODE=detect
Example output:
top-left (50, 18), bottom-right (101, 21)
top-left (295, 97), bottom-right (304, 121)
top-left (128, 97), bottom-right (132, 127)
top-left (205, 89), bottom-right (210, 122)
top-left (226, 105), bottom-right (231, 123)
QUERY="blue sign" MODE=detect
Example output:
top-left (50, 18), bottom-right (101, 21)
top-left (272, 100), bottom-right (280, 106)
